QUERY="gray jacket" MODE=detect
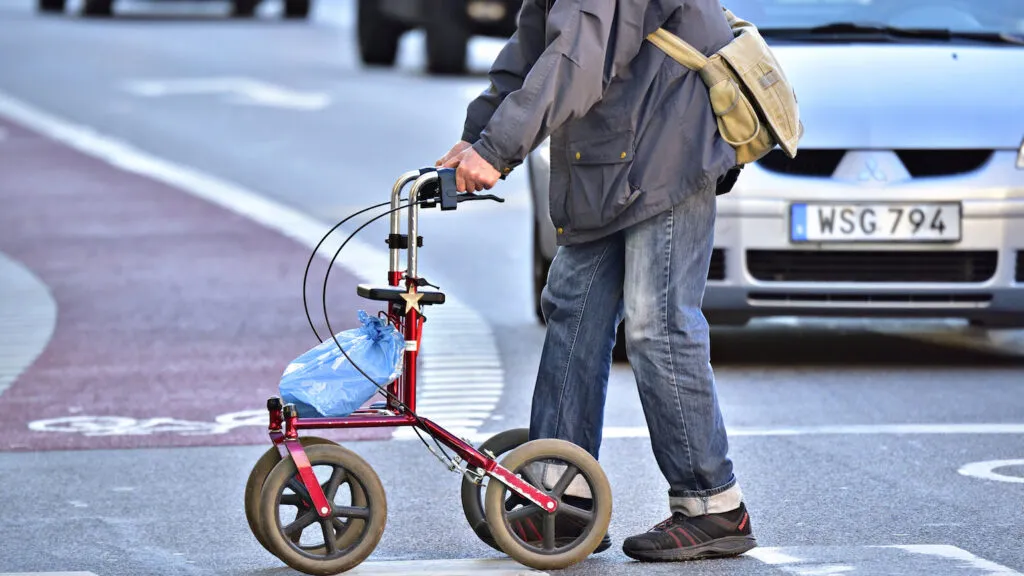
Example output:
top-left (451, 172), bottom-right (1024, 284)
top-left (462, 0), bottom-right (737, 246)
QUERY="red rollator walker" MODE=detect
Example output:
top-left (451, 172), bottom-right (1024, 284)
top-left (244, 168), bottom-right (613, 574)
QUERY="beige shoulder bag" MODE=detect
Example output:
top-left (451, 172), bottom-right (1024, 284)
top-left (647, 8), bottom-right (804, 165)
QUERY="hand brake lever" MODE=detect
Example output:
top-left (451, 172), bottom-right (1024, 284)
top-left (434, 168), bottom-right (506, 210)
top-left (456, 193), bottom-right (506, 204)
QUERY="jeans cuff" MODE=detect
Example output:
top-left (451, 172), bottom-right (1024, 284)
top-left (668, 481), bottom-right (743, 517)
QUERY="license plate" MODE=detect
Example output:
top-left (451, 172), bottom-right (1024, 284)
top-left (790, 203), bottom-right (961, 243)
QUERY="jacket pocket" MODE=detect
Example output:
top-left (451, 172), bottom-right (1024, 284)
top-left (566, 129), bottom-right (640, 231)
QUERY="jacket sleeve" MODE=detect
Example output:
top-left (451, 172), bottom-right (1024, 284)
top-left (470, 0), bottom-right (649, 175)
top-left (461, 0), bottom-right (549, 145)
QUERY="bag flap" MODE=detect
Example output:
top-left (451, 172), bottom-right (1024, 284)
top-left (717, 29), bottom-right (803, 157)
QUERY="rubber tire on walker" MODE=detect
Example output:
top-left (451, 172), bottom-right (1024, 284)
top-left (460, 428), bottom-right (529, 550)
top-left (259, 444), bottom-right (387, 575)
top-left (245, 436), bottom-right (342, 556)
top-left (484, 439), bottom-right (613, 571)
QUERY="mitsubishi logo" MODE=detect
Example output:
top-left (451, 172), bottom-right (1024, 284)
top-left (859, 158), bottom-right (887, 182)
top-left (833, 151), bottom-right (911, 185)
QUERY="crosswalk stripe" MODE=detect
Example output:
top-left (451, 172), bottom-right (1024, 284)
top-left (344, 559), bottom-right (543, 575)
top-left (0, 569), bottom-right (99, 573)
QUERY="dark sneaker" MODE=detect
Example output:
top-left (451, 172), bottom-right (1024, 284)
top-left (509, 495), bottom-right (612, 554)
top-left (622, 502), bottom-right (757, 562)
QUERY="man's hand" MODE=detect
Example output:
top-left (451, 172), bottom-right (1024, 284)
top-left (443, 146), bottom-right (501, 193)
top-left (436, 140), bottom-right (472, 167)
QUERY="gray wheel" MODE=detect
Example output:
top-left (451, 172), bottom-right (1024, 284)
top-left (259, 444), bottom-right (386, 575)
top-left (245, 436), bottom-right (342, 556)
top-left (460, 428), bottom-right (529, 550)
top-left (484, 439), bottom-right (612, 570)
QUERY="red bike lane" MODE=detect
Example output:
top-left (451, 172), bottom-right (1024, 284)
top-left (0, 117), bottom-right (393, 451)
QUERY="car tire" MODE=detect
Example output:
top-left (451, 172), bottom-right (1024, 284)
top-left (357, 0), bottom-right (402, 66)
top-left (282, 0), bottom-right (310, 19)
top-left (705, 312), bottom-right (750, 327)
top-left (969, 315), bottom-right (1024, 329)
top-left (533, 223), bottom-right (550, 325)
top-left (38, 0), bottom-right (65, 12)
top-left (612, 323), bottom-right (628, 363)
top-left (231, 0), bottom-right (258, 17)
top-left (81, 0), bottom-right (112, 16)
top-left (426, 0), bottom-right (469, 74)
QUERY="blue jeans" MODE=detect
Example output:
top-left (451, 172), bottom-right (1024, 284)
top-left (530, 182), bottom-right (743, 517)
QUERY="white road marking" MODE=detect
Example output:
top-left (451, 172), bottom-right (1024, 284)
top-left (122, 77), bottom-right (331, 111)
top-left (338, 558), bottom-right (543, 575)
top-left (0, 90), bottom-right (505, 440)
top-left (957, 459), bottom-right (1024, 484)
top-left (749, 546), bottom-right (1023, 575)
top-left (0, 252), bottom-right (57, 399)
top-left (0, 569), bottom-right (99, 573)
top-left (877, 545), bottom-right (1023, 575)
top-left (26, 405), bottom-right (1024, 442)
top-left (594, 423), bottom-right (1024, 440)
top-left (745, 548), bottom-right (804, 564)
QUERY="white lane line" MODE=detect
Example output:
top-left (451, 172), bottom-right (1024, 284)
top-left (747, 545), bottom-right (1022, 575)
top-left (876, 545), bottom-right (1023, 575)
top-left (0, 91), bottom-right (505, 439)
top-left (957, 459), bottom-right (1024, 484)
top-left (602, 423), bottom-right (1024, 439)
top-left (345, 558), bottom-right (543, 575)
top-left (0, 573), bottom-right (99, 575)
top-left (0, 252), bottom-right (58, 399)
top-left (745, 548), bottom-right (803, 565)
top-left (406, 422), bottom-right (1024, 443)
top-left (122, 77), bottom-right (332, 111)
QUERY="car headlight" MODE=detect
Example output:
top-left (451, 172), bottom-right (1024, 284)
top-left (1018, 136), bottom-right (1024, 169)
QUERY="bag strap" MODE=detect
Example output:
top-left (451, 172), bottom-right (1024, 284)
top-left (647, 7), bottom-right (752, 71)
top-left (646, 28), bottom-right (708, 71)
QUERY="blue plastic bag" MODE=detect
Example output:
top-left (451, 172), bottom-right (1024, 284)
top-left (279, 310), bottom-right (405, 418)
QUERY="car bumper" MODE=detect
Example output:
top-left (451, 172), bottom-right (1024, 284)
top-left (707, 193), bottom-right (1024, 324)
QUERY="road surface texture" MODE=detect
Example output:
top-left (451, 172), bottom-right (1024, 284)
top-left (0, 1), bottom-right (1021, 575)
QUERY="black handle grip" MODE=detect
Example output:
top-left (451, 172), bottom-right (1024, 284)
top-left (457, 193), bottom-right (506, 204)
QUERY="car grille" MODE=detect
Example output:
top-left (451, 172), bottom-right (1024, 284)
top-left (748, 292), bottom-right (991, 305)
top-left (894, 150), bottom-right (993, 177)
top-left (756, 149), bottom-right (993, 178)
top-left (757, 149), bottom-right (845, 177)
top-left (746, 250), bottom-right (998, 283)
top-left (708, 249), bottom-right (725, 281)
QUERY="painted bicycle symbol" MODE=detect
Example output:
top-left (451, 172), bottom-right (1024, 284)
top-left (27, 409), bottom-right (267, 436)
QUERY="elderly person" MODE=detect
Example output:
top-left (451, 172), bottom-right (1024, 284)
top-left (437, 0), bottom-right (755, 561)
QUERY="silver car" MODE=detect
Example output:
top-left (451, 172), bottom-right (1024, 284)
top-left (528, 0), bottom-right (1024, 331)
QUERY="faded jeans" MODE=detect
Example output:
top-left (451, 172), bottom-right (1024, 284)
top-left (530, 182), bottom-right (743, 517)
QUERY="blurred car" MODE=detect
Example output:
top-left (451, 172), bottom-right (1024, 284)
top-left (37, 0), bottom-right (310, 18)
top-left (357, 0), bottom-right (523, 74)
top-left (528, 0), bottom-right (1024, 334)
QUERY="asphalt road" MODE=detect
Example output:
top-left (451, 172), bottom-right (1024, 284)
top-left (0, 1), bottom-right (1022, 575)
